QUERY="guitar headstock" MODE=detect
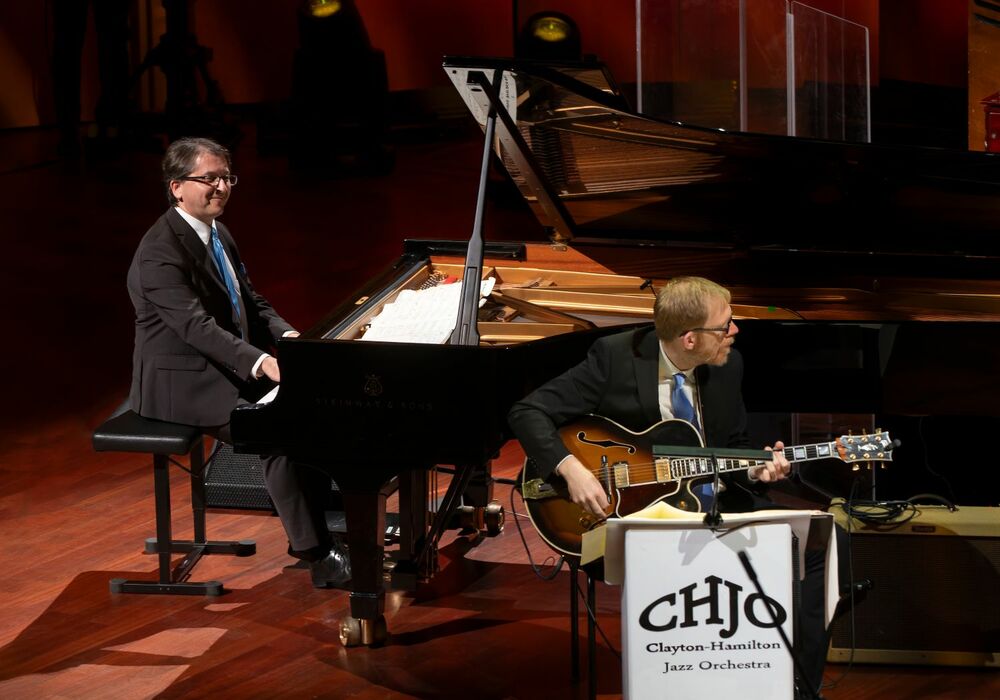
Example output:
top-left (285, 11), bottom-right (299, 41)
top-left (834, 431), bottom-right (896, 463)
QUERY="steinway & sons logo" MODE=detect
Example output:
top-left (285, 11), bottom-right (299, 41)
top-left (363, 374), bottom-right (383, 397)
top-left (313, 373), bottom-right (433, 413)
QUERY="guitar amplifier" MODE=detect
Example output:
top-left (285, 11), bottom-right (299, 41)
top-left (827, 501), bottom-right (1000, 667)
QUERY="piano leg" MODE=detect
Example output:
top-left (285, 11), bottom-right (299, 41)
top-left (462, 461), bottom-right (494, 508)
top-left (393, 468), bottom-right (433, 589)
top-left (337, 482), bottom-right (388, 647)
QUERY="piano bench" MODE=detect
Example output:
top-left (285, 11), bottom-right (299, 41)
top-left (92, 404), bottom-right (256, 596)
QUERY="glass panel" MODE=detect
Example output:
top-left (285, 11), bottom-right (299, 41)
top-left (789, 2), bottom-right (871, 142)
top-left (636, 0), bottom-right (789, 134)
top-left (636, 0), bottom-right (741, 129)
top-left (743, 0), bottom-right (791, 134)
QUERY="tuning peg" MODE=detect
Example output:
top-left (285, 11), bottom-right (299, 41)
top-left (852, 465), bottom-right (860, 472)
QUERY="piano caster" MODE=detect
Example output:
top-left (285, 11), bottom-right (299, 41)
top-left (451, 500), bottom-right (505, 536)
top-left (339, 615), bottom-right (388, 648)
top-left (484, 500), bottom-right (505, 537)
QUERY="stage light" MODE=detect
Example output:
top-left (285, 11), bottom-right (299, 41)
top-left (290, 0), bottom-right (392, 173)
top-left (515, 10), bottom-right (581, 61)
top-left (306, 0), bottom-right (341, 19)
top-left (531, 15), bottom-right (571, 43)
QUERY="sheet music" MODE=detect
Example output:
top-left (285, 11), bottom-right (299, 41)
top-left (257, 385), bottom-right (280, 404)
top-left (361, 277), bottom-right (495, 344)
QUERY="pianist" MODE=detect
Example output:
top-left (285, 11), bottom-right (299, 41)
top-left (127, 136), bottom-right (349, 588)
top-left (508, 276), bottom-right (838, 696)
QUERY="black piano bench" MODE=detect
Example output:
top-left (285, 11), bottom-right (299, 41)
top-left (92, 405), bottom-right (256, 596)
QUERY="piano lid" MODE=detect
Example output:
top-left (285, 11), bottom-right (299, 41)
top-left (444, 56), bottom-right (1000, 257)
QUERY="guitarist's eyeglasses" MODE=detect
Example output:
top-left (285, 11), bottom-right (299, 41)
top-left (681, 317), bottom-right (733, 336)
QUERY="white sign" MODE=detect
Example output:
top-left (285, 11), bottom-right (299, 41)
top-left (621, 523), bottom-right (794, 700)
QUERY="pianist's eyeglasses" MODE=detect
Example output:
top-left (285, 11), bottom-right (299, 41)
top-left (176, 174), bottom-right (238, 187)
top-left (680, 318), bottom-right (733, 336)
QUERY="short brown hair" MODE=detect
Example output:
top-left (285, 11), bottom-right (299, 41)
top-left (653, 277), bottom-right (731, 340)
top-left (162, 137), bottom-right (231, 205)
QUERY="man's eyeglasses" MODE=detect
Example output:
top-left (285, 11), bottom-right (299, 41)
top-left (680, 318), bottom-right (733, 336)
top-left (176, 174), bottom-right (238, 187)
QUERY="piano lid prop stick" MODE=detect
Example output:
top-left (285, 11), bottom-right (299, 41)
top-left (450, 68), bottom-right (503, 347)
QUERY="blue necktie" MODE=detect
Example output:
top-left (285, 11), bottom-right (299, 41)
top-left (671, 372), bottom-right (700, 431)
top-left (674, 372), bottom-right (713, 505)
top-left (210, 226), bottom-right (241, 321)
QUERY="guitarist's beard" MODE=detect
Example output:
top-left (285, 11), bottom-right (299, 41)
top-left (708, 342), bottom-right (733, 366)
top-left (698, 336), bottom-right (734, 367)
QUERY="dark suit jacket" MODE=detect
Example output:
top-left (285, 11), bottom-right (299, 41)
top-left (127, 207), bottom-right (293, 426)
top-left (508, 325), bottom-right (768, 511)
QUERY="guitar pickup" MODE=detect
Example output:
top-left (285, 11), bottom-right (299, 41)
top-left (654, 457), bottom-right (672, 482)
top-left (613, 462), bottom-right (630, 488)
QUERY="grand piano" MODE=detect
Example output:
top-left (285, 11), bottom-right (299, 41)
top-left (231, 56), bottom-right (1000, 646)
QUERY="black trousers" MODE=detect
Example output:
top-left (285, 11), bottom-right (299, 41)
top-left (209, 421), bottom-right (332, 561)
top-left (798, 523), bottom-right (850, 694)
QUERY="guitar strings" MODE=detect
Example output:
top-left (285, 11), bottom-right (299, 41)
top-left (585, 457), bottom-right (760, 484)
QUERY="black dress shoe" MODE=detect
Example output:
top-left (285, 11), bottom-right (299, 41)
top-left (310, 542), bottom-right (351, 589)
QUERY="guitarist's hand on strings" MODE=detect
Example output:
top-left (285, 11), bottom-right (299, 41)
top-left (752, 441), bottom-right (791, 483)
top-left (557, 456), bottom-right (610, 518)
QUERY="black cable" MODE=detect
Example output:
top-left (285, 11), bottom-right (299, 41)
top-left (575, 577), bottom-right (621, 661)
top-left (433, 466), bottom-right (517, 487)
top-left (506, 482), bottom-right (621, 658)
top-left (509, 485), bottom-right (565, 581)
top-left (835, 498), bottom-right (917, 529)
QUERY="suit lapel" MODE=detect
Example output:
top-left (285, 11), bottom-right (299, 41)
top-left (632, 328), bottom-right (663, 427)
top-left (165, 209), bottom-right (247, 338)
top-left (166, 208), bottom-right (230, 297)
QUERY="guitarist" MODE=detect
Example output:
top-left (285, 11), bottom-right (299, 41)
top-left (508, 276), bottom-right (842, 697)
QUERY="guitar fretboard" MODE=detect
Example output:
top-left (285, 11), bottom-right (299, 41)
top-left (662, 441), bottom-right (836, 481)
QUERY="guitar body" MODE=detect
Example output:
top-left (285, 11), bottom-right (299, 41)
top-left (522, 416), bottom-right (709, 557)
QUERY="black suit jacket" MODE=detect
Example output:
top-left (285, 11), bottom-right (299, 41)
top-left (127, 207), bottom-right (293, 426)
top-left (508, 326), bottom-right (768, 511)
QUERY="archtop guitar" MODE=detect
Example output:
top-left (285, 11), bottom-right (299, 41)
top-left (520, 415), bottom-right (895, 556)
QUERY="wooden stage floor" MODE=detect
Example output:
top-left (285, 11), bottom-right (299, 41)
top-left (0, 125), bottom-right (997, 698)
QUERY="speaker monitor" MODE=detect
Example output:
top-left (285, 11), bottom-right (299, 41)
top-left (828, 503), bottom-right (1000, 667)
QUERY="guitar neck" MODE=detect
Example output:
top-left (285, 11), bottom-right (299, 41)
top-left (666, 441), bottom-right (838, 480)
